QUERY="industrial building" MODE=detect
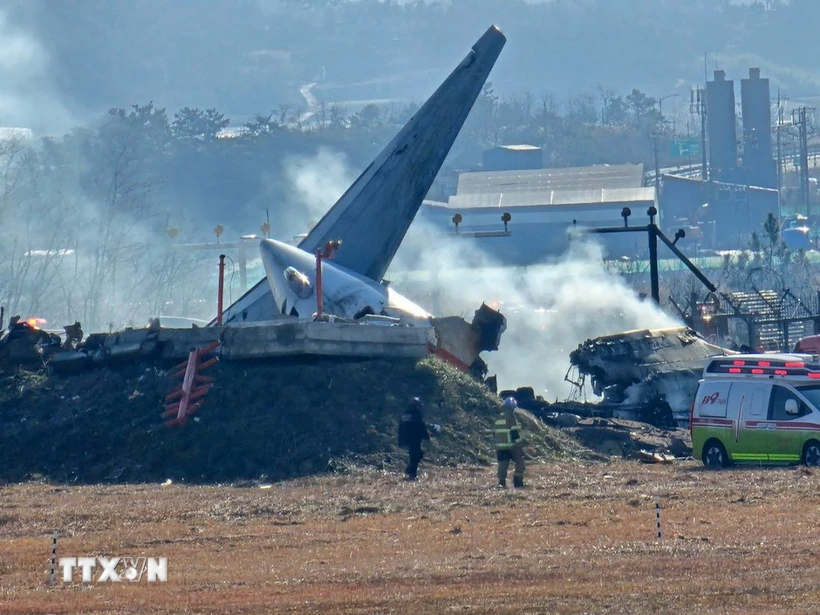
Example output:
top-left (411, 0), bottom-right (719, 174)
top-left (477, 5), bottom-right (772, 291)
top-left (659, 67), bottom-right (780, 250)
top-left (414, 163), bottom-right (656, 265)
top-left (659, 175), bottom-right (778, 250)
top-left (482, 144), bottom-right (543, 172)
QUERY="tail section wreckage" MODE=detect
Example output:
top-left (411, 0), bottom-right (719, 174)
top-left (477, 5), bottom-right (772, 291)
top-left (212, 25), bottom-right (508, 372)
top-left (216, 25), bottom-right (506, 326)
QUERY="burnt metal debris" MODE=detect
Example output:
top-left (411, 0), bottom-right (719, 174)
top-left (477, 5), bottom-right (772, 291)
top-left (567, 326), bottom-right (734, 427)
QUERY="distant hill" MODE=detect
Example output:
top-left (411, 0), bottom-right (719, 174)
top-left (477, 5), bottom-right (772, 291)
top-left (3, 0), bottom-right (820, 133)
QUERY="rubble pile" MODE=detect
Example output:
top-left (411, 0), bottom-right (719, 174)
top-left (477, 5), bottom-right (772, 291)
top-left (567, 326), bottom-right (734, 427)
top-left (500, 386), bottom-right (692, 459)
top-left (0, 357), bottom-right (587, 484)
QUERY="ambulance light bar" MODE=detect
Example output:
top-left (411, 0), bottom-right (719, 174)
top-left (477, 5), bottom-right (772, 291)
top-left (708, 357), bottom-right (820, 378)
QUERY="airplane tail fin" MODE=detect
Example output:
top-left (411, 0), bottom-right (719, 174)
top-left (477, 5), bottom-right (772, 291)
top-left (216, 26), bottom-right (506, 325)
top-left (299, 25), bottom-right (506, 281)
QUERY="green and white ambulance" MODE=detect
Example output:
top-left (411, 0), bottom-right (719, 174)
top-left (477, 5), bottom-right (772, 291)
top-left (691, 353), bottom-right (820, 468)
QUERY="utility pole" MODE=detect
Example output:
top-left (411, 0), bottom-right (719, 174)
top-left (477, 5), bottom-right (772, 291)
top-left (653, 133), bottom-right (661, 194)
top-left (776, 90), bottom-right (782, 219)
top-left (654, 93), bottom-right (679, 185)
top-left (691, 87), bottom-right (708, 181)
top-left (686, 120), bottom-right (693, 169)
top-left (794, 106), bottom-right (813, 218)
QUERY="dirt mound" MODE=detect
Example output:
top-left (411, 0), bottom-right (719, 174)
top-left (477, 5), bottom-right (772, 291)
top-left (0, 356), bottom-right (588, 484)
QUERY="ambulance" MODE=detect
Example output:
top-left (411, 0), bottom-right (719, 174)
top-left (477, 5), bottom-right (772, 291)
top-left (691, 353), bottom-right (820, 468)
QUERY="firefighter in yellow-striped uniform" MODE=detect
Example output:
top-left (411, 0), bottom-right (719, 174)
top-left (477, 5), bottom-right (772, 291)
top-left (494, 396), bottom-right (525, 488)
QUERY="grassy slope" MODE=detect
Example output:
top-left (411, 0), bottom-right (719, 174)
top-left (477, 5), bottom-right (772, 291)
top-left (0, 356), bottom-right (586, 484)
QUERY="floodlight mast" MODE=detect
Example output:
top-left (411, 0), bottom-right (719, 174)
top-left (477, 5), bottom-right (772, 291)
top-left (572, 207), bottom-right (716, 304)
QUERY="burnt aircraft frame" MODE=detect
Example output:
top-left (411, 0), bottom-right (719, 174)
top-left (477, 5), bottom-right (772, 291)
top-left (572, 206), bottom-right (717, 304)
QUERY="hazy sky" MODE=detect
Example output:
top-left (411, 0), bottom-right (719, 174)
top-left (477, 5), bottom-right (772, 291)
top-left (1, 0), bottom-right (815, 133)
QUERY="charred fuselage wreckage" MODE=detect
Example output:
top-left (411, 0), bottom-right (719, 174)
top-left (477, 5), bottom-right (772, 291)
top-left (569, 326), bottom-right (735, 427)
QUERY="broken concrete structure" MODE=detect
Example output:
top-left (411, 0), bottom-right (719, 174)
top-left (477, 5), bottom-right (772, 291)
top-left (43, 308), bottom-right (504, 377)
top-left (569, 326), bottom-right (735, 427)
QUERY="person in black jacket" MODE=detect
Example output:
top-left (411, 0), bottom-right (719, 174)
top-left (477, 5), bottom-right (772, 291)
top-left (398, 397), bottom-right (433, 480)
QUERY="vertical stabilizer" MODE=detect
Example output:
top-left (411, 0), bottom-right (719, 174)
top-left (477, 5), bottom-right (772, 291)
top-left (299, 25), bottom-right (506, 280)
top-left (218, 25), bottom-right (506, 324)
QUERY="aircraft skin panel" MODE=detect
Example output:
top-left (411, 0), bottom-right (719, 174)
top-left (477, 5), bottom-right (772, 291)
top-left (258, 238), bottom-right (431, 323)
top-left (216, 25), bottom-right (506, 325)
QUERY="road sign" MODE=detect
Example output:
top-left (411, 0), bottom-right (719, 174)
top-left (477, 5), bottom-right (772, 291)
top-left (669, 138), bottom-right (700, 158)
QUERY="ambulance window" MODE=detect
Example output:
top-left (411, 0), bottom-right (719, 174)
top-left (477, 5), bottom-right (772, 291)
top-left (795, 385), bottom-right (820, 413)
top-left (768, 386), bottom-right (811, 421)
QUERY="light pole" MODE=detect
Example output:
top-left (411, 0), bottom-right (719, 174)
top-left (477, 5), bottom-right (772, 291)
top-left (654, 93), bottom-right (681, 193)
top-left (571, 207), bottom-right (717, 305)
top-left (658, 93), bottom-right (680, 133)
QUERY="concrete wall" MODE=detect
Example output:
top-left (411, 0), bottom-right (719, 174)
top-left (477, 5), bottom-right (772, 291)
top-left (154, 321), bottom-right (430, 361)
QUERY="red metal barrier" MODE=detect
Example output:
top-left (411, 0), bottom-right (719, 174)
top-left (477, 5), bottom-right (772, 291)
top-left (216, 254), bottom-right (226, 325)
top-left (165, 340), bottom-right (221, 427)
top-left (314, 240), bottom-right (341, 321)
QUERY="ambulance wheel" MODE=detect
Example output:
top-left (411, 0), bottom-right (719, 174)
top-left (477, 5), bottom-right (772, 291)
top-left (702, 440), bottom-right (729, 469)
top-left (802, 441), bottom-right (820, 466)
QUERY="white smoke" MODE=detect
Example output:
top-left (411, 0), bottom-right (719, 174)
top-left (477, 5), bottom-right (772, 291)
top-left (391, 222), bottom-right (682, 401)
top-left (0, 8), bottom-right (75, 134)
top-left (281, 147), bottom-right (355, 237)
top-left (277, 148), bottom-right (683, 404)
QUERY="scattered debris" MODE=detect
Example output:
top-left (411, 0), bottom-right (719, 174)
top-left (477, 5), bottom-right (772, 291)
top-left (636, 450), bottom-right (676, 464)
top-left (0, 315), bottom-right (62, 366)
top-left (568, 326), bottom-right (735, 427)
top-left (62, 321), bottom-right (84, 350)
top-left (498, 385), bottom-right (692, 459)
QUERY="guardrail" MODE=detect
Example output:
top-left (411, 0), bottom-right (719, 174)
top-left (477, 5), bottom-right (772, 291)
top-left (646, 145), bottom-right (820, 185)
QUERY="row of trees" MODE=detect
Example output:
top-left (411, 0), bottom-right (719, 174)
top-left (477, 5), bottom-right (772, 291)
top-left (0, 82), bottom-right (692, 333)
top-left (0, 104), bottom-right (221, 332)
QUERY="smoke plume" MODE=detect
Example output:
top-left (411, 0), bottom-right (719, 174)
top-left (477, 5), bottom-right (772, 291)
top-left (391, 222), bottom-right (682, 401)
top-left (0, 8), bottom-right (75, 133)
top-left (281, 147), bottom-right (356, 237)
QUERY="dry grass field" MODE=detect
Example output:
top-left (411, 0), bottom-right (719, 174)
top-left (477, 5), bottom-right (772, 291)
top-left (3, 459), bottom-right (820, 614)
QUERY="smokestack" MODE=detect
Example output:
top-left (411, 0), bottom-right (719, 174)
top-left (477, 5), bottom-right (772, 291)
top-left (706, 70), bottom-right (737, 183)
top-left (741, 67), bottom-right (775, 188)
